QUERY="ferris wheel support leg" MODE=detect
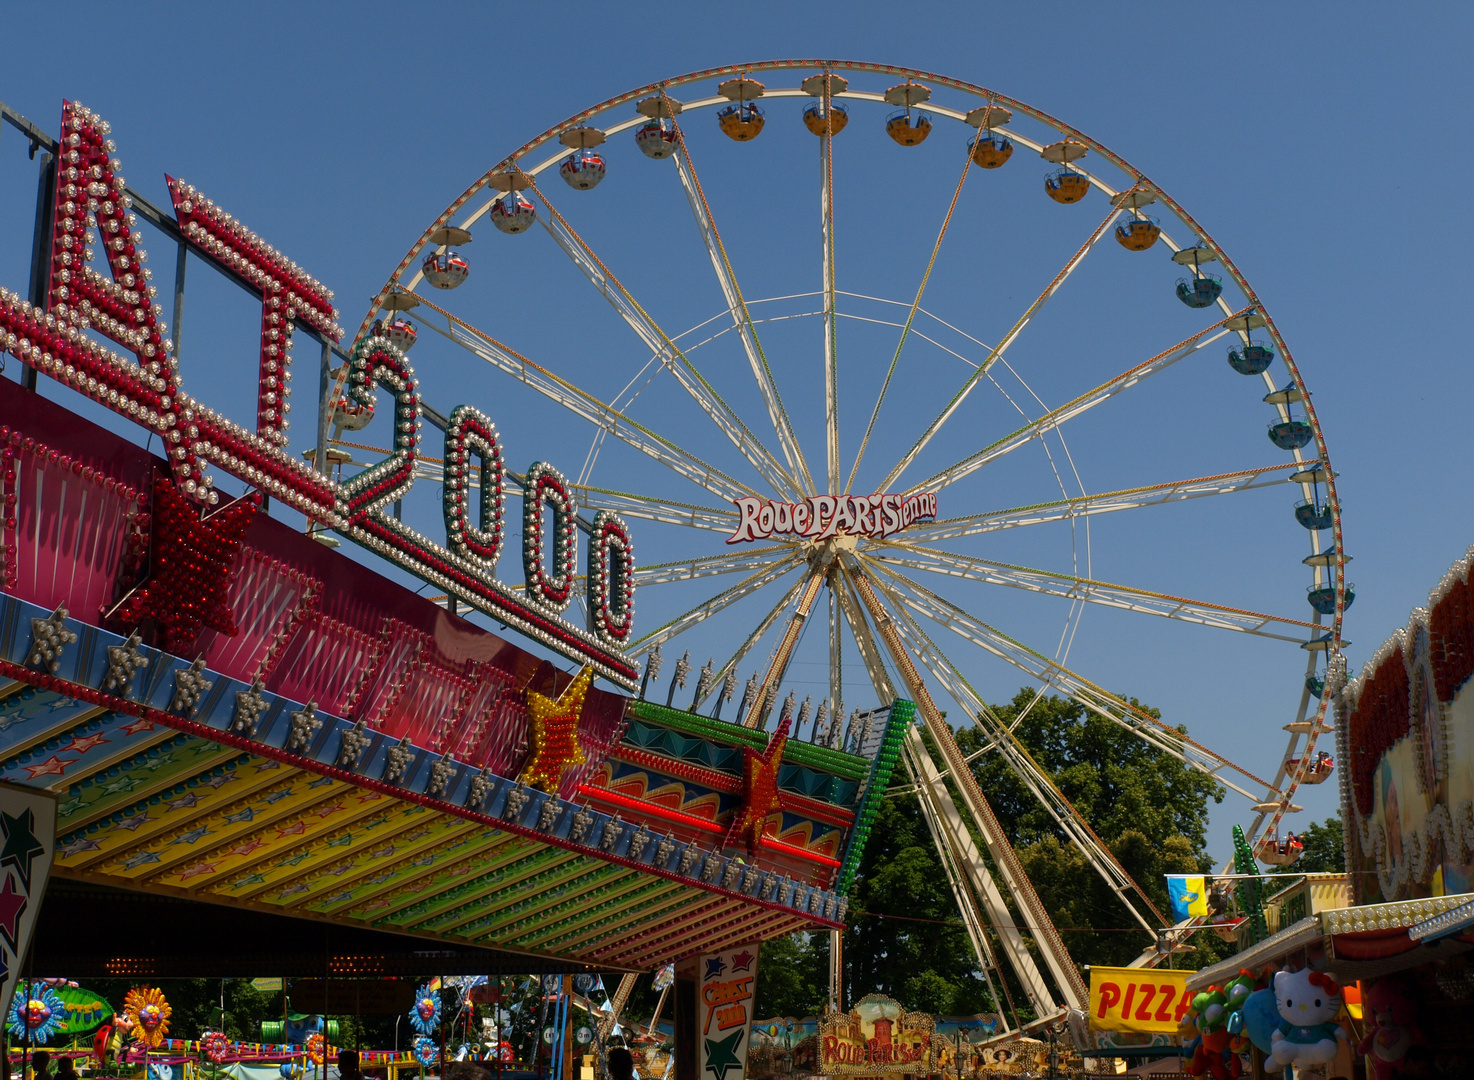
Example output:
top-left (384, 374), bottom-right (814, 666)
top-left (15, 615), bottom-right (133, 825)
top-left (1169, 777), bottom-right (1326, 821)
top-left (833, 573), bottom-right (1021, 1028)
top-left (845, 562), bottom-right (1088, 1009)
top-left (740, 566), bottom-right (829, 728)
top-left (902, 726), bottom-right (1059, 1016)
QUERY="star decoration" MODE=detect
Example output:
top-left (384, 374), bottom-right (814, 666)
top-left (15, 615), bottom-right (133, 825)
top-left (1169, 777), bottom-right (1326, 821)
top-left (233, 679), bottom-right (269, 737)
top-left (275, 821), bottom-right (308, 838)
top-left (337, 720), bottom-right (373, 769)
top-left (168, 826), bottom-right (211, 846)
top-left (466, 769), bottom-right (496, 808)
top-left (0, 810), bottom-right (47, 891)
top-left (102, 631), bottom-right (150, 696)
top-left (703, 1029), bottom-right (745, 1080)
top-left (222, 808), bottom-right (255, 825)
top-left (59, 732), bottom-right (110, 755)
top-left (0, 874), bottom-right (27, 952)
top-left (120, 851), bottom-right (162, 870)
top-left (167, 793), bottom-right (201, 811)
top-left (502, 783), bottom-right (531, 822)
top-left (628, 825), bottom-right (651, 860)
top-left (732, 949), bottom-right (754, 972)
top-left (518, 666), bottom-right (593, 793)
top-left (102, 776), bottom-right (143, 796)
top-left (286, 702), bottom-right (322, 753)
top-left (426, 757), bottom-right (457, 797)
top-left (60, 836), bottom-right (100, 858)
top-left (178, 860), bottom-right (221, 881)
top-left (119, 718), bottom-right (157, 737)
top-left (108, 477), bottom-right (258, 654)
top-left (227, 839), bottom-right (267, 858)
top-left (169, 658), bottom-right (214, 716)
top-left (23, 756), bottom-right (74, 779)
top-left (725, 713), bottom-right (790, 856)
top-left (26, 607), bottom-right (77, 674)
top-left (306, 774), bottom-right (334, 789)
top-left (383, 736), bottom-right (416, 784)
top-left (113, 812), bottom-right (152, 832)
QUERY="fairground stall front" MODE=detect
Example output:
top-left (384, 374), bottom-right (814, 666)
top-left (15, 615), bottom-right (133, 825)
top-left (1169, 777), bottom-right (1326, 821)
top-left (1181, 544), bottom-right (1474, 1076)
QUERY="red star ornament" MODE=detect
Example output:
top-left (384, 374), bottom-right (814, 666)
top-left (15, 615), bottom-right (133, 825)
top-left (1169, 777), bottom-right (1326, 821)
top-left (726, 715), bottom-right (789, 856)
top-left (109, 476), bottom-right (258, 653)
top-left (519, 666), bottom-right (593, 793)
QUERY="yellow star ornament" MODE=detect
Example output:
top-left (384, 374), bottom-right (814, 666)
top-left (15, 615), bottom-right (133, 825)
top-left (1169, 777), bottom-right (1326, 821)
top-left (519, 666), bottom-right (594, 792)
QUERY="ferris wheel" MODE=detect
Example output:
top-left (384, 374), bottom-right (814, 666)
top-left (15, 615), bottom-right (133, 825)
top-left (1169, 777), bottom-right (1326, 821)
top-left (346, 61), bottom-right (1348, 1006)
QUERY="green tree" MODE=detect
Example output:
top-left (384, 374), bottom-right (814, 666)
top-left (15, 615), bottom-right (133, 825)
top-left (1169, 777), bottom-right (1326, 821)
top-left (753, 933), bottom-right (827, 1019)
top-left (952, 690), bottom-right (1231, 970)
top-left (842, 795), bottom-right (994, 1015)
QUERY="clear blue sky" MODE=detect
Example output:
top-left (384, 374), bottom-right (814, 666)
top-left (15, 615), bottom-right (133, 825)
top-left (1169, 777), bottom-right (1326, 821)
top-left (1, 2), bottom-right (1470, 853)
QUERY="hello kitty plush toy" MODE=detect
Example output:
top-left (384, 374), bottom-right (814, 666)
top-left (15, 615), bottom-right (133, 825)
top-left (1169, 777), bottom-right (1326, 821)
top-left (1268, 968), bottom-right (1346, 1073)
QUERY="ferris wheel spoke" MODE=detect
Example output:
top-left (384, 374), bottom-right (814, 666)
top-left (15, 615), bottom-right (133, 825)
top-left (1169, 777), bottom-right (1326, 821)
top-left (879, 203), bottom-right (1125, 492)
top-left (531, 180), bottom-right (802, 500)
top-left (740, 566), bottom-right (829, 728)
top-left (821, 84), bottom-right (840, 494)
top-left (570, 484), bottom-right (736, 532)
top-left (866, 571), bottom-right (1164, 931)
top-left (847, 151), bottom-right (974, 494)
top-left (666, 127), bottom-right (815, 496)
top-left (692, 573), bottom-right (812, 712)
top-left (413, 293), bottom-right (755, 504)
top-left (625, 546), bottom-right (794, 587)
top-left (861, 557), bottom-right (1277, 801)
top-left (628, 554), bottom-right (804, 657)
top-left (900, 461), bottom-right (1302, 544)
top-left (905, 313), bottom-right (1244, 496)
top-left (867, 543), bottom-right (1315, 642)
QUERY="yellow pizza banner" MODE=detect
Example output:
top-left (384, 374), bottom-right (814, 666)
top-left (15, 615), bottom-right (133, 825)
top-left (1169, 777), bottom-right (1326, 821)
top-left (1088, 966), bottom-right (1194, 1033)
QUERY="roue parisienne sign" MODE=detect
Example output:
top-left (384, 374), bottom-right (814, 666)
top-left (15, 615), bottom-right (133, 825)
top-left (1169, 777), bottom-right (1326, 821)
top-left (726, 493), bottom-right (937, 544)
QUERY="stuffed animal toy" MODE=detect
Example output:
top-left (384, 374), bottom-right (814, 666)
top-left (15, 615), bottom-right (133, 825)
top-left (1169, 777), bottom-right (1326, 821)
top-left (1184, 987), bottom-right (1242, 1080)
top-left (1222, 971), bottom-right (1258, 1054)
top-left (1268, 968), bottom-right (1346, 1073)
top-left (1356, 979), bottom-right (1421, 1080)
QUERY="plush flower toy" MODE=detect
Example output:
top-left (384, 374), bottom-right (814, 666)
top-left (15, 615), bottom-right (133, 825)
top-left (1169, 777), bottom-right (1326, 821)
top-left (1356, 979), bottom-right (1421, 1080)
top-left (1268, 968), bottom-right (1346, 1073)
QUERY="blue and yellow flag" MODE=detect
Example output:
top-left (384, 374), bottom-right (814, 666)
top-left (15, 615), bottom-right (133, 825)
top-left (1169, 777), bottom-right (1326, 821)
top-left (1166, 875), bottom-right (1208, 920)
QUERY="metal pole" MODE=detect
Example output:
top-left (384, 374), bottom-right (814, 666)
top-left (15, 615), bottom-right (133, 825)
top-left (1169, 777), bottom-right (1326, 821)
top-left (173, 241), bottom-right (188, 365)
top-left (23, 150), bottom-right (56, 392)
top-left (315, 339), bottom-right (332, 476)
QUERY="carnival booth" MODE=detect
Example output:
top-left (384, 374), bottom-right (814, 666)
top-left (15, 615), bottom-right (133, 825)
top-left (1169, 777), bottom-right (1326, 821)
top-left (1177, 544), bottom-right (1474, 1076)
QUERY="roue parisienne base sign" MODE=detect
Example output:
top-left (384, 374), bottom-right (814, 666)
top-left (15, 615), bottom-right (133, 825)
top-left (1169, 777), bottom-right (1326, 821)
top-left (726, 493), bottom-right (937, 544)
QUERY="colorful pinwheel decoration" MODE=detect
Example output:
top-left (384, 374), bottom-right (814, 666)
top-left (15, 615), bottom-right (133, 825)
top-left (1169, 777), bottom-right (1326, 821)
top-left (8, 982), bottom-right (66, 1044)
top-left (123, 986), bottom-right (172, 1048)
top-left (201, 1032), bottom-right (231, 1065)
top-left (409, 984), bottom-right (441, 1036)
top-left (413, 1036), bottom-right (439, 1067)
top-left (306, 1032), bottom-right (327, 1066)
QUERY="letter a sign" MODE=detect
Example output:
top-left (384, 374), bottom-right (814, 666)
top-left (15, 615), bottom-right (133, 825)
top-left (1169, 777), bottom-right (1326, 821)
top-left (699, 943), bottom-right (760, 1080)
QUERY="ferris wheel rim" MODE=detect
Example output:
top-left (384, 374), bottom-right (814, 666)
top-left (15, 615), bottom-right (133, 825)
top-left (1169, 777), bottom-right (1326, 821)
top-left (354, 59), bottom-right (1347, 860)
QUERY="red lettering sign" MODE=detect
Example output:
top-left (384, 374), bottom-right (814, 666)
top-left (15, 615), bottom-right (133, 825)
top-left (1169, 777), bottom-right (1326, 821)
top-left (0, 101), bottom-right (639, 686)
